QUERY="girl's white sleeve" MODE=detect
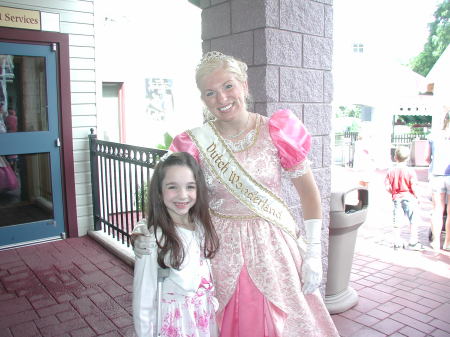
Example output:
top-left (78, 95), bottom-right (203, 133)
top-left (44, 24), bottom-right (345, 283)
top-left (133, 238), bottom-right (157, 337)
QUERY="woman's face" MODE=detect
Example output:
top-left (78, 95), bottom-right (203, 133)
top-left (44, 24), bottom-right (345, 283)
top-left (199, 67), bottom-right (248, 122)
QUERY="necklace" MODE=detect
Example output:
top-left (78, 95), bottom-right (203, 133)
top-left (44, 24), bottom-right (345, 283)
top-left (222, 112), bottom-right (251, 139)
top-left (224, 125), bottom-right (258, 152)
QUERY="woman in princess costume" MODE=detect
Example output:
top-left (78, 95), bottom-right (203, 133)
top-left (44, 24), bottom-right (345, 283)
top-left (134, 51), bottom-right (339, 337)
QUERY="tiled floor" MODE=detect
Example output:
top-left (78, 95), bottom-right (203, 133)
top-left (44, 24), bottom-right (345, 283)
top-left (0, 237), bottom-right (135, 337)
top-left (0, 167), bottom-right (449, 337)
top-left (331, 167), bottom-right (450, 337)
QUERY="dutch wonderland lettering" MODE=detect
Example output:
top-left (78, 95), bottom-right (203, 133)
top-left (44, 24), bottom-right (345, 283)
top-left (206, 142), bottom-right (282, 219)
top-left (188, 124), bottom-right (307, 250)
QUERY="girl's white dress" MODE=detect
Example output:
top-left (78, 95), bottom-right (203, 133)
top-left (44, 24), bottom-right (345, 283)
top-left (133, 223), bottom-right (219, 337)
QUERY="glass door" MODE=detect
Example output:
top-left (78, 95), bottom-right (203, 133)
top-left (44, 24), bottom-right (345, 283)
top-left (0, 41), bottom-right (65, 247)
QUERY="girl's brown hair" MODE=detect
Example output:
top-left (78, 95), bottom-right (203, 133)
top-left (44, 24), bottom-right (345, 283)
top-left (146, 152), bottom-right (219, 269)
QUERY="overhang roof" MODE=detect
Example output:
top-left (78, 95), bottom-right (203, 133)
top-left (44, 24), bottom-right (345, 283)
top-left (188, 0), bottom-right (200, 8)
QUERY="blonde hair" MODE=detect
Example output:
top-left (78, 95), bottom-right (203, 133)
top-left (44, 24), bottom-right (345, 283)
top-left (394, 146), bottom-right (410, 163)
top-left (195, 51), bottom-right (248, 89)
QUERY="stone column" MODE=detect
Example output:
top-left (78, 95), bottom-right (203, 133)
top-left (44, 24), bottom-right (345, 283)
top-left (200, 0), bottom-right (333, 287)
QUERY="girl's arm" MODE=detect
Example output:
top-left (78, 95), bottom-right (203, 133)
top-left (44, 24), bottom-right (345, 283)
top-left (133, 238), bottom-right (158, 337)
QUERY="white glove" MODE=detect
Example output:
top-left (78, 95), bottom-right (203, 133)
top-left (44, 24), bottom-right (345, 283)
top-left (301, 219), bottom-right (323, 294)
top-left (133, 235), bottom-right (152, 259)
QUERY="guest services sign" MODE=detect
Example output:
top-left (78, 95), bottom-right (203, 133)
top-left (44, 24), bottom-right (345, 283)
top-left (0, 6), bottom-right (41, 30)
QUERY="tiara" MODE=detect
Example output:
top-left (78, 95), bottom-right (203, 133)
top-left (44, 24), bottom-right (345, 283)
top-left (197, 51), bottom-right (228, 69)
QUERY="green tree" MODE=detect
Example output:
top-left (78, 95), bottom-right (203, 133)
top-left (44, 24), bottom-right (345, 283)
top-left (336, 105), bottom-right (361, 118)
top-left (410, 0), bottom-right (450, 76)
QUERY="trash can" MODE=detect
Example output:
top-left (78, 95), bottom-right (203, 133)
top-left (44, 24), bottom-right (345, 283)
top-left (325, 187), bottom-right (368, 314)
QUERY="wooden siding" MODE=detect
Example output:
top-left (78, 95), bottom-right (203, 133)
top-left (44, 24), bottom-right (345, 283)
top-left (70, 81), bottom-right (96, 93)
top-left (71, 104), bottom-right (96, 116)
top-left (0, 0), bottom-right (96, 236)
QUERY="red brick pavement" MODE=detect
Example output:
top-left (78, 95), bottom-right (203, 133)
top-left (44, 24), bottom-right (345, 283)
top-left (0, 166), bottom-right (449, 337)
top-left (331, 167), bottom-right (450, 337)
top-left (0, 237), bottom-right (134, 337)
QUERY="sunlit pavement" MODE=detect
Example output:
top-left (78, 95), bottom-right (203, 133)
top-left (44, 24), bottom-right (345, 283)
top-left (0, 166), bottom-right (448, 337)
top-left (331, 166), bottom-right (450, 337)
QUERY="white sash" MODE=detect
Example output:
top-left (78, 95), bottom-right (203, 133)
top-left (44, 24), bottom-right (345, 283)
top-left (187, 123), bottom-right (306, 254)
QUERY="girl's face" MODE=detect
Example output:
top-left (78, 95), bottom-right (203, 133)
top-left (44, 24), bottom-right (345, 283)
top-left (200, 68), bottom-right (248, 123)
top-left (161, 165), bottom-right (197, 223)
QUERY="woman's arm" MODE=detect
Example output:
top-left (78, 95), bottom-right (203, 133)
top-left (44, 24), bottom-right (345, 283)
top-left (291, 168), bottom-right (322, 220)
top-left (290, 166), bottom-right (323, 294)
top-left (268, 109), bottom-right (323, 293)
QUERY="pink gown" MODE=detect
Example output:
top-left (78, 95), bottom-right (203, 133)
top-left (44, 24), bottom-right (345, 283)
top-left (170, 109), bottom-right (339, 337)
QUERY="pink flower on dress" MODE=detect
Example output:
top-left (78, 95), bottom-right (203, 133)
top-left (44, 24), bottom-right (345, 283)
top-left (196, 312), bottom-right (210, 329)
top-left (161, 311), bottom-right (182, 337)
top-left (161, 323), bottom-right (181, 337)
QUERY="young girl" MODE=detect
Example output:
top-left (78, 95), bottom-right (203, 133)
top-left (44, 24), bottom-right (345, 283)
top-left (132, 152), bottom-right (220, 337)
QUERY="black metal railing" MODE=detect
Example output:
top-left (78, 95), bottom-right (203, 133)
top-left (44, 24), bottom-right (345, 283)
top-left (89, 130), bottom-right (167, 247)
top-left (391, 133), bottom-right (427, 145)
top-left (343, 131), bottom-right (359, 142)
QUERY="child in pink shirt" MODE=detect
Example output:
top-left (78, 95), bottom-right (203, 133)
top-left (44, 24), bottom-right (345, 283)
top-left (385, 146), bottom-right (421, 250)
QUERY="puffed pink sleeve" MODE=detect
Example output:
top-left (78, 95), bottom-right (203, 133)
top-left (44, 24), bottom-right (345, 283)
top-left (268, 109), bottom-right (311, 170)
top-left (169, 132), bottom-right (200, 163)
